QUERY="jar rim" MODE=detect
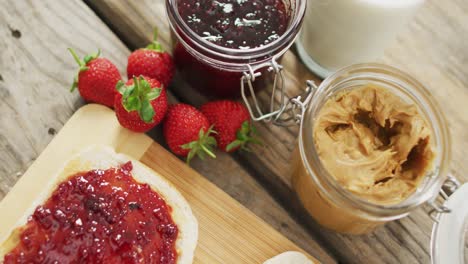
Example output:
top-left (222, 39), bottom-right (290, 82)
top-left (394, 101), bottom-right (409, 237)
top-left (300, 63), bottom-right (451, 218)
top-left (165, 0), bottom-right (307, 61)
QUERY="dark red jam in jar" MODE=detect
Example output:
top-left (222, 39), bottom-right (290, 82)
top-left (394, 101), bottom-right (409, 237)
top-left (167, 0), bottom-right (306, 98)
top-left (4, 162), bottom-right (178, 264)
top-left (177, 0), bottom-right (289, 49)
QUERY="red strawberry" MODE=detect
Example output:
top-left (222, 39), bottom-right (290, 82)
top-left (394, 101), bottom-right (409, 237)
top-left (201, 100), bottom-right (260, 152)
top-left (127, 30), bottom-right (175, 88)
top-left (163, 103), bottom-right (216, 163)
top-left (114, 76), bottom-right (167, 133)
top-left (68, 48), bottom-right (121, 107)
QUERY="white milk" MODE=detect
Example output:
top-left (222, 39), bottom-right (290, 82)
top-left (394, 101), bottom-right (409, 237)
top-left (296, 0), bottom-right (425, 77)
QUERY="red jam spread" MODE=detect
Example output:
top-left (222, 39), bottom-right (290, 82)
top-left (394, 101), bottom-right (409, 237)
top-left (173, 0), bottom-right (290, 98)
top-left (177, 0), bottom-right (289, 49)
top-left (4, 162), bottom-right (178, 264)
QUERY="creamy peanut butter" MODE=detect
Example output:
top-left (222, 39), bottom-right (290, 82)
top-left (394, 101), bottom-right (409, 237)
top-left (313, 85), bottom-right (434, 205)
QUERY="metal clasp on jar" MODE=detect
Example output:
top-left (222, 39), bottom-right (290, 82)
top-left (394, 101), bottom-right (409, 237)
top-left (240, 56), bottom-right (317, 127)
top-left (427, 175), bottom-right (461, 222)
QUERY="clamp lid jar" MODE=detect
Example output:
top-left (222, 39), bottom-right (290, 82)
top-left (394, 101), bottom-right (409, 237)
top-left (291, 63), bottom-right (451, 234)
top-left (166, 0), bottom-right (306, 98)
top-left (289, 63), bottom-right (466, 263)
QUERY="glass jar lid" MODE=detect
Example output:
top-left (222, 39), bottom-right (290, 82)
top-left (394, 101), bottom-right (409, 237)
top-left (431, 180), bottom-right (468, 264)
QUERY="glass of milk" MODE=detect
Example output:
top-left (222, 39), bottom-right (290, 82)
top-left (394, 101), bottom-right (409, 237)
top-left (295, 0), bottom-right (425, 78)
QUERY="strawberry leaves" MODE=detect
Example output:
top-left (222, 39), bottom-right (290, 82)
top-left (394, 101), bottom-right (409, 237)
top-left (116, 76), bottom-right (162, 123)
top-left (226, 121), bottom-right (261, 152)
top-left (181, 126), bottom-right (217, 164)
top-left (68, 48), bottom-right (101, 92)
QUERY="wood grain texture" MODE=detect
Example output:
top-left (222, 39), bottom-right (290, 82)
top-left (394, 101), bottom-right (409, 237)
top-left (0, 0), bottom-right (128, 197)
top-left (0, 0), bottom-right (335, 262)
top-left (86, 0), bottom-right (468, 263)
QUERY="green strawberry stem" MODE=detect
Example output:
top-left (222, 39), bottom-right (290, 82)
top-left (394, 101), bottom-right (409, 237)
top-left (68, 48), bottom-right (100, 92)
top-left (116, 76), bottom-right (162, 123)
top-left (181, 126), bottom-right (217, 164)
top-left (226, 121), bottom-right (262, 152)
top-left (68, 48), bottom-right (85, 68)
top-left (146, 28), bottom-right (164, 52)
top-left (200, 145), bottom-right (216, 158)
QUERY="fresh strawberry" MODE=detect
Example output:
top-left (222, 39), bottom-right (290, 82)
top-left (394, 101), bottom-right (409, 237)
top-left (114, 76), bottom-right (167, 133)
top-left (68, 48), bottom-right (121, 107)
top-left (163, 103), bottom-right (216, 163)
top-left (200, 100), bottom-right (260, 152)
top-left (127, 30), bottom-right (175, 88)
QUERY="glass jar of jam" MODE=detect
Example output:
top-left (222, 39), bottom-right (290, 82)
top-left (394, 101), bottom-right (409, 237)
top-left (166, 0), bottom-right (306, 98)
top-left (290, 63), bottom-right (454, 235)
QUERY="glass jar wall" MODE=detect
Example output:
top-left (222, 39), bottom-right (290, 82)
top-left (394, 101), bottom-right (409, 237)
top-left (292, 64), bottom-right (451, 234)
top-left (166, 0), bottom-right (306, 98)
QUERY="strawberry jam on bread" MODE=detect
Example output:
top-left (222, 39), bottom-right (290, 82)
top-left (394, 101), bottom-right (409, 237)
top-left (0, 146), bottom-right (197, 264)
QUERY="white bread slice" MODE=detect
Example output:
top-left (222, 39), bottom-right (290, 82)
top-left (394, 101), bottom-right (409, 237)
top-left (0, 145), bottom-right (198, 264)
top-left (264, 251), bottom-right (314, 264)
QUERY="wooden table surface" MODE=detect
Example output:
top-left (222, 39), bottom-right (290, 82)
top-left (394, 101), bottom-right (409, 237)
top-left (1, 0), bottom-right (467, 263)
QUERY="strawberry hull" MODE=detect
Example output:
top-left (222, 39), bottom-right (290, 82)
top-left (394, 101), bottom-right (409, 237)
top-left (163, 104), bottom-right (216, 163)
top-left (114, 77), bottom-right (168, 133)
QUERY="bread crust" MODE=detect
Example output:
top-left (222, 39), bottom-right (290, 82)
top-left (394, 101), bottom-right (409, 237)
top-left (0, 145), bottom-right (198, 264)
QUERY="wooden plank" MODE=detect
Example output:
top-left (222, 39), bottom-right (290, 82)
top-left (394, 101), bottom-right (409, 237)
top-left (86, 0), bottom-right (468, 263)
top-left (0, 0), bottom-right (335, 262)
top-left (0, 104), bottom-right (318, 263)
top-left (0, 0), bottom-right (127, 195)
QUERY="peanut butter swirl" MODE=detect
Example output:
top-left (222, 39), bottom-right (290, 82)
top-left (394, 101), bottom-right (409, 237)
top-left (314, 85), bottom-right (434, 205)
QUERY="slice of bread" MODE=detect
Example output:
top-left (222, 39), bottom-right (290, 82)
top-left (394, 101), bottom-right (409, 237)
top-left (0, 145), bottom-right (198, 263)
top-left (264, 251), bottom-right (314, 264)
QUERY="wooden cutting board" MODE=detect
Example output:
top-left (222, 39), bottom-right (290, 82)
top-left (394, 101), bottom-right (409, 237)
top-left (0, 104), bottom-right (317, 264)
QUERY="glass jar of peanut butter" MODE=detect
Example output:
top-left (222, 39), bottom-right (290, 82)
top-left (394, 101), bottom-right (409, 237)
top-left (290, 63), bottom-right (452, 234)
top-left (243, 62), bottom-right (467, 262)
